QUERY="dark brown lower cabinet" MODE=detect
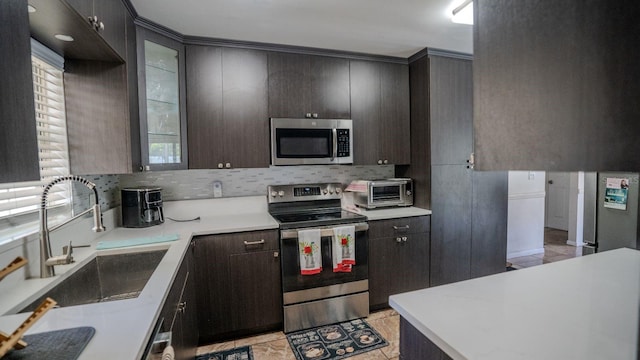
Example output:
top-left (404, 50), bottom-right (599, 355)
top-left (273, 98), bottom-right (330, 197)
top-left (400, 317), bottom-right (452, 360)
top-left (158, 241), bottom-right (198, 360)
top-left (194, 230), bottom-right (282, 343)
top-left (369, 216), bottom-right (430, 310)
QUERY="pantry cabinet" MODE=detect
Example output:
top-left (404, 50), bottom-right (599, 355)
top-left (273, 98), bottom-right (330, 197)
top-left (193, 230), bottom-right (282, 343)
top-left (268, 52), bottom-right (351, 119)
top-left (186, 46), bottom-right (269, 169)
top-left (0, 0), bottom-right (39, 183)
top-left (350, 60), bottom-right (410, 165)
top-left (408, 53), bottom-right (508, 287)
top-left (368, 216), bottom-right (430, 310)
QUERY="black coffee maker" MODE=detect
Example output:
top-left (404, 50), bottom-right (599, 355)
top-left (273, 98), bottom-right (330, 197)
top-left (121, 187), bottom-right (164, 228)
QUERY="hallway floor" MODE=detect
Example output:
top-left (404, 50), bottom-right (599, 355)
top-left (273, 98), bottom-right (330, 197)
top-left (196, 309), bottom-right (400, 360)
top-left (508, 228), bottom-right (582, 269)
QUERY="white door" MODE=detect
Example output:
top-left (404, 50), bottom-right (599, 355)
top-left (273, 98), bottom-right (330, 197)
top-left (546, 172), bottom-right (570, 230)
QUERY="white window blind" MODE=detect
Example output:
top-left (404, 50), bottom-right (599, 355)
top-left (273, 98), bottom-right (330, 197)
top-left (0, 55), bottom-right (71, 218)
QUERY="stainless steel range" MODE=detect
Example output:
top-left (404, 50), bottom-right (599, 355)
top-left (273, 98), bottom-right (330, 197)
top-left (268, 183), bottom-right (369, 333)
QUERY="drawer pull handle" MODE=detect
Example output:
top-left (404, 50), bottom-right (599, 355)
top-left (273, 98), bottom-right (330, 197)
top-left (244, 239), bottom-right (265, 246)
top-left (393, 225), bottom-right (410, 230)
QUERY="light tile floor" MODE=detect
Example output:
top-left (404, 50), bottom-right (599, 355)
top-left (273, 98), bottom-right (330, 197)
top-left (196, 309), bottom-right (400, 360)
top-left (508, 228), bottom-right (582, 269)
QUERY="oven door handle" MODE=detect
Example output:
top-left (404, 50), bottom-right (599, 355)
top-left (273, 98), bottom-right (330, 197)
top-left (281, 223), bottom-right (369, 239)
top-left (331, 128), bottom-right (337, 161)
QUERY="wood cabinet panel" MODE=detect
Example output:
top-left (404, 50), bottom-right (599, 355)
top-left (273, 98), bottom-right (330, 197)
top-left (368, 216), bottom-right (430, 309)
top-left (229, 250), bottom-right (282, 331)
top-left (222, 48), bottom-right (270, 168)
top-left (0, 0), bottom-right (39, 183)
top-left (65, 60), bottom-right (132, 174)
top-left (65, 0), bottom-right (126, 59)
top-left (429, 165), bottom-right (472, 286)
top-left (380, 62), bottom-right (410, 165)
top-left (407, 56), bottom-right (431, 209)
top-left (399, 318), bottom-right (452, 360)
top-left (474, 0), bottom-right (640, 171)
top-left (350, 60), bottom-right (410, 165)
top-left (194, 230), bottom-right (281, 343)
top-left (471, 171), bottom-right (508, 278)
top-left (350, 60), bottom-right (381, 165)
top-left (429, 56), bottom-right (473, 166)
top-left (185, 45), bottom-right (223, 169)
top-left (186, 46), bottom-right (269, 169)
top-left (268, 52), bottom-right (350, 119)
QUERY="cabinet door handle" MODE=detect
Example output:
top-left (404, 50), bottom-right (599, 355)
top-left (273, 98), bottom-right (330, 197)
top-left (377, 160), bottom-right (383, 165)
top-left (393, 225), bottom-right (410, 230)
top-left (244, 239), bottom-right (265, 246)
top-left (383, 159), bottom-right (388, 164)
top-left (225, 163), bottom-right (231, 168)
top-left (178, 301), bottom-right (186, 313)
top-left (396, 237), bottom-right (402, 243)
top-left (402, 236), bottom-right (408, 242)
top-left (218, 163), bottom-right (224, 169)
top-left (273, 251), bottom-right (279, 258)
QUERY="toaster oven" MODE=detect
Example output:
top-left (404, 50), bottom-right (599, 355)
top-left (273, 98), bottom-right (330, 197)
top-left (350, 178), bottom-right (413, 209)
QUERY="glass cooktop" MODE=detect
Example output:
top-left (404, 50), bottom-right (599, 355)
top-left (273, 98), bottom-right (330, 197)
top-left (271, 209), bottom-right (366, 229)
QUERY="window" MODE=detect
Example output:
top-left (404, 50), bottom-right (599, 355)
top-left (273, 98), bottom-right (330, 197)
top-left (0, 50), bottom-right (71, 219)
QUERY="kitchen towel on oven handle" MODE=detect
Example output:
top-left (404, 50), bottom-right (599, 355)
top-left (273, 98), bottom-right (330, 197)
top-left (298, 229), bottom-right (322, 275)
top-left (332, 225), bottom-right (356, 272)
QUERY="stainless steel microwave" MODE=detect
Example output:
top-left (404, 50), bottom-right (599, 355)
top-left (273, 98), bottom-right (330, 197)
top-left (351, 178), bottom-right (413, 209)
top-left (270, 118), bottom-right (353, 165)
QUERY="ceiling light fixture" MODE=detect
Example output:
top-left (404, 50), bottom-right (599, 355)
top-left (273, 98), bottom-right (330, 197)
top-left (54, 34), bottom-right (74, 42)
top-left (452, 0), bottom-right (473, 25)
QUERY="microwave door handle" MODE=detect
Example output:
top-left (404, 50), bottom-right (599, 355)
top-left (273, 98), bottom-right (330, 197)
top-left (331, 128), bottom-right (337, 161)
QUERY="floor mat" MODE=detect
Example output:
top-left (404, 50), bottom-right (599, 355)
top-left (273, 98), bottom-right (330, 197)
top-left (196, 345), bottom-right (253, 360)
top-left (286, 318), bottom-right (388, 360)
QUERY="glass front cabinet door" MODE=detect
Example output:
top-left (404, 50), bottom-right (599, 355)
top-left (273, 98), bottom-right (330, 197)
top-left (137, 27), bottom-right (187, 170)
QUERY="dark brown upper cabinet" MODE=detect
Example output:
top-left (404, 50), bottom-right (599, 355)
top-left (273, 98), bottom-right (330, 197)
top-left (64, 0), bottom-right (126, 59)
top-left (350, 60), bottom-right (410, 165)
top-left (186, 46), bottom-right (269, 169)
top-left (27, 0), bottom-right (123, 62)
top-left (1, 0), bottom-right (40, 183)
top-left (474, 0), bottom-right (640, 171)
top-left (268, 52), bottom-right (350, 119)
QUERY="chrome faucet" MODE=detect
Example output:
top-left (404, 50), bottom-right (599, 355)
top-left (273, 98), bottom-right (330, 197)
top-left (39, 175), bottom-right (105, 278)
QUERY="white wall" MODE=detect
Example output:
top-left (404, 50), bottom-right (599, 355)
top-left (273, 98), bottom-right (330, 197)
top-left (507, 171), bottom-right (546, 258)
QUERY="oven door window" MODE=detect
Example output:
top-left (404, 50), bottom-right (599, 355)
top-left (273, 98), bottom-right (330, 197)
top-left (371, 186), bottom-right (401, 202)
top-left (276, 129), bottom-right (332, 158)
top-left (281, 232), bottom-right (368, 293)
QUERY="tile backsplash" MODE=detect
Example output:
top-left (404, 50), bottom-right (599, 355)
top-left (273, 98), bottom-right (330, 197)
top-left (72, 175), bottom-right (120, 215)
top-left (120, 165), bottom-right (394, 201)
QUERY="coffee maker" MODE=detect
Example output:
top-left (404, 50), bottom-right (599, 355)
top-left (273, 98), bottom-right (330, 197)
top-left (121, 187), bottom-right (164, 228)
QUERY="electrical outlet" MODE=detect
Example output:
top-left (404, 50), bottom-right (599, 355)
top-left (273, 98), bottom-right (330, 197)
top-left (528, 172), bottom-right (535, 180)
top-left (213, 181), bottom-right (223, 198)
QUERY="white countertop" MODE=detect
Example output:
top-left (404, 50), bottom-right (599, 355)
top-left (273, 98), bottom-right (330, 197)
top-left (0, 196), bottom-right (278, 360)
top-left (0, 195), bottom-right (430, 359)
top-left (389, 248), bottom-right (640, 360)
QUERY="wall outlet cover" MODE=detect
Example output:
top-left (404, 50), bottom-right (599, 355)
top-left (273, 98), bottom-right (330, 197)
top-left (213, 181), bottom-right (223, 198)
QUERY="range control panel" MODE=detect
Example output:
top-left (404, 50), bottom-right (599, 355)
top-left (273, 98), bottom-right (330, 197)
top-left (268, 183), bottom-right (343, 203)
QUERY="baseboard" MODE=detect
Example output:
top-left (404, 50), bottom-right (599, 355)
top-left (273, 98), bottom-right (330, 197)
top-left (566, 240), bottom-right (586, 247)
top-left (507, 248), bottom-right (545, 259)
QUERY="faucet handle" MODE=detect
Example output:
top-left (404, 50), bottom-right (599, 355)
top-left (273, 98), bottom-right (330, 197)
top-left (63, 241), bottom-right (74, 263)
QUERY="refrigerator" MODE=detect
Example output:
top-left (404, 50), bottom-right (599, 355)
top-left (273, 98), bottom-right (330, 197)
top-left (583, 173), bottom-right (640, 255)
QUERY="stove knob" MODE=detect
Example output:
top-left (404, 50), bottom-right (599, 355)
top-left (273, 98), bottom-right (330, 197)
top-left (335, 188), bottom-right (342, 194)
top-left (278, 191), bottom-right (285, 197)
top-left (323, 189), bottom-right (328, 195)
top-left (270, 191), bottom-right (277, 197)
top-left (329, 188), bottom-right (334, 194)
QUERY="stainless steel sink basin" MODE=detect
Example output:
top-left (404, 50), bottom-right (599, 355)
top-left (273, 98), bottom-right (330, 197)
top-left (22, 249), bottom-right (167, 312)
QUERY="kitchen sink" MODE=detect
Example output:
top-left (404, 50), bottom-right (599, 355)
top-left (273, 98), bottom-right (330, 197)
top-left (22, 249), bottom-right (167, 312)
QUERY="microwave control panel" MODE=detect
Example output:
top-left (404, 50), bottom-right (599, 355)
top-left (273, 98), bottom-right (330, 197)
top-left (337, 129), bottom-right (350, 157)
